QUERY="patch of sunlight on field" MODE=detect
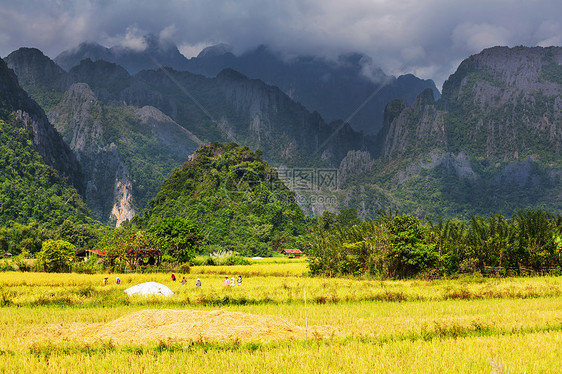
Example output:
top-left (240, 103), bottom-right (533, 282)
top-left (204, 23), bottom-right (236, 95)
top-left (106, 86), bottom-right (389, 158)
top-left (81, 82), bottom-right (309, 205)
top-left (2, 271), bottom-right (562, 308)
top-left (1, 331), bottom-right (561, 373)
top-left (2, 294), bottom-right (562, 350)
top-left (192, 257), bottom-right (308, 276)
top-left (2, 263), bottom-right (562, 372)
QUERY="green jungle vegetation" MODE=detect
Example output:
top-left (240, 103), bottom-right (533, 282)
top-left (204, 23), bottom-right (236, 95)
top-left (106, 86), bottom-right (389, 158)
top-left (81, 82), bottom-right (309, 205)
top-left (137, 142), bottom-right (307, 257)
top-left (2, 202), bottom-right (561, 281)
top-left (0, 118), bottom-right (90, 229)
top-left (20, 85), bottom-right (63, 113)
top-left (309, 209), bottom-right (562, 279)
top-left (389, 164), bottom-right (556, 221)
top-left (2, 47), bottom-right (562, 279)
top-left (0, 127), bottom-right (560, 279)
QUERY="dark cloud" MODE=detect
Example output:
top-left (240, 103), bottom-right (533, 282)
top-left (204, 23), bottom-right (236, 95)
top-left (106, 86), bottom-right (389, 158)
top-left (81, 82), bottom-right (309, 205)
top-left (1, 0), bottom-right (561, 88)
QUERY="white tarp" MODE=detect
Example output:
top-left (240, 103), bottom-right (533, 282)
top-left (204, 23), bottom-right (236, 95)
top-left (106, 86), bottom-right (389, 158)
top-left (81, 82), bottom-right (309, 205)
top-left (124, 282), bottom-right (174, 297)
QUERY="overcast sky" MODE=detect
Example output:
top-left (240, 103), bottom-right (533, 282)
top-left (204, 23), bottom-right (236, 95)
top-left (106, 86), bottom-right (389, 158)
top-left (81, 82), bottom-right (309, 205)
top-left (1, 0), bottom-right (561, 88)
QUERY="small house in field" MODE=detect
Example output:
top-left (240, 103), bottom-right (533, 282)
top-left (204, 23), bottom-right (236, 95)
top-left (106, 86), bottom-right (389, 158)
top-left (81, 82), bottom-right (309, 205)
top-left (281, 249), bottom-right (302, 259)
top-left (87, 249), bottom-right (107, 257)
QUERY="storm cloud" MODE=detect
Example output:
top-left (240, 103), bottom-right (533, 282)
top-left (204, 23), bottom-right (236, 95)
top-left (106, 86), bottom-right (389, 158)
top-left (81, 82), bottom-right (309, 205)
top-left (1, 0), bottom-right (561, 88)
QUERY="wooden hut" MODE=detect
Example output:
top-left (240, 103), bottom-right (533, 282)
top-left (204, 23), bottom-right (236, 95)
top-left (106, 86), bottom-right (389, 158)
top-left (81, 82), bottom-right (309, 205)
top-left (281, 249), bottom-right (303, 258)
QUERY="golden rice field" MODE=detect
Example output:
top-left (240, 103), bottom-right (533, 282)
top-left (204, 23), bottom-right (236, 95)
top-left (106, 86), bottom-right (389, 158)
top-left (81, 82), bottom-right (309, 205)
top-left (1, 258), bottom-right (562, 373)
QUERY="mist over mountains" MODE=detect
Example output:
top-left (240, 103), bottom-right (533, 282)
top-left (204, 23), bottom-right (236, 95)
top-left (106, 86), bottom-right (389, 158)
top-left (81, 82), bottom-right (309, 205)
top-left (54, 35), bottom-right (440, 135)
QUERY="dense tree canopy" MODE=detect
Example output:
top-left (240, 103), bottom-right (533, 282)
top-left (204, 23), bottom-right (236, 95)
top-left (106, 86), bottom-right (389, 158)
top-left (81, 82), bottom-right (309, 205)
top-left (0, 119), bottom-right (91, 228)
top-left (139, 143), bottom-right (306, 256)
top-left (148, 218), bottom-right (201, 262)
top-left (37, 239), bottom-right (76, 272)
top-left (308, 209), bottom-right (562, 278)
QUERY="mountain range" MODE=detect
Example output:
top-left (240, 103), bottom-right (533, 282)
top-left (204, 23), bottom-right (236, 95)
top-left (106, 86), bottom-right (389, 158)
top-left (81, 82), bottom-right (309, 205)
top-left (6, 47), bottom-right (369, 224)
top-left (53, 35), bottom-right (440, 134)
top-left (336, 46), bottom-right (562, 219)
top-left (2, 43), bottom-right (561, 226)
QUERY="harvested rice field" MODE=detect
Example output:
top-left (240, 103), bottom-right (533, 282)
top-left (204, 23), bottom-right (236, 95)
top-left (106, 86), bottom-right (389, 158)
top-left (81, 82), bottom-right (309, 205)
top-left (1, 260), bottom-right (562, 373)
top-left (43, 309), bottom-right (331, 344)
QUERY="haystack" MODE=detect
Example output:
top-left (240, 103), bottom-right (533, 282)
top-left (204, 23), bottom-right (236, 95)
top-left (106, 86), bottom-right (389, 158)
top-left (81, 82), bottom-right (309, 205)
top-left (124, 282), bottom-right (173, 297)
top-left (49, 309), bottom-right (331, 344)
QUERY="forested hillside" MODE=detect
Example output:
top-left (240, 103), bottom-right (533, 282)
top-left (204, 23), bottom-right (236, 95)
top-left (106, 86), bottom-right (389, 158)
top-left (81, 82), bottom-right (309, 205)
top-left (48, 82), bottom-right (200, 224)
top-left (4, 46), bottom-right (562, 223)
top-left (0, 119), bottom-right (90, 228)
top-left (0, 57), bottom-right (83, 192)
top-left (139, 143), bottom-right (306, 255)
top-left (0, 57), bottom-right (90, 229)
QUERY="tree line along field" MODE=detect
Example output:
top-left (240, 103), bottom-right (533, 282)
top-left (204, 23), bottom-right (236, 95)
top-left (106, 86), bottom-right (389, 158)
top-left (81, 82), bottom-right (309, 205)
top-left (1, 259), bottom-right (562, 373)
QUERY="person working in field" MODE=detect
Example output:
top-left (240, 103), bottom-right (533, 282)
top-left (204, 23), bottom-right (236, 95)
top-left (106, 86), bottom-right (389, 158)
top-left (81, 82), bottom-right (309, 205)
top-left (237, 275), bottom-right (242, 286)
top-left (116, 277), bottom-right (121, 285)
top-left (224, 276), bottom-right (229, 286)
top-left (181, 276), bottom-right (187, 285)
top-left (171, 273), bottom-right (176, 281)
top-left (196, 279), bottom-right (201, 287)
top-left (103, 277), bottom-right (108, 285)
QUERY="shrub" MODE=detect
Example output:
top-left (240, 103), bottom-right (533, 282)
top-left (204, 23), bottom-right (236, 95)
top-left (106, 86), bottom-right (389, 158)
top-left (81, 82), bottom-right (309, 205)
top-left (37, 240), bottom-right (76, 272)
top-left (179, 263), bottom-right (191, 273)
top-left (0, 261), bottom-right (14, 272)
top-left (385, 215), bottom-right (437, 278)
top-left (72, 256), bottom-right (100, 274)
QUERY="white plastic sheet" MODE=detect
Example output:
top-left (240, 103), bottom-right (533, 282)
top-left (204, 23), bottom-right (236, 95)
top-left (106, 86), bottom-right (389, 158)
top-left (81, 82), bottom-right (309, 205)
top-left (124, 282), bottom-right (174, 297)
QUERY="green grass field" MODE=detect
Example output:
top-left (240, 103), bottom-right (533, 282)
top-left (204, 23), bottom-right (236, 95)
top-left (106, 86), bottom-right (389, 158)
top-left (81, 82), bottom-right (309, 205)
top-left (1, 259), bottom-right (562, 373)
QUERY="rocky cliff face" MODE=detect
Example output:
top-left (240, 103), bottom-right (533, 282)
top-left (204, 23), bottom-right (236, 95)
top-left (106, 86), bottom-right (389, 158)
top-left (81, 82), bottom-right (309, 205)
top-left (335, 46), bottom-right (562, 219)
top-left (182, 45), bottom-right (441, 135)
top-left (0, 58), bottom-right (84, 194)
top-left (54, 35), bottom-right (190, 74)
top-left (337, 150), bottom-right (375, 188)
top-left (110, 161), bottom-right (136, 225)
top-left (8, 49), bottom-right (372, 223)
top-left (133, 105), bottom-right (203, 153)
top-left (48, 81), bottom-right (201, 225)
top-left (377, 46), bottom-right (562, 164)
top-left (442, 46), bottom-right (562, 160)
top-left (7, 47), bottom-right (370, 168)
top-left (4, 48), bottom-right (67, 90)
top-left (375, 47), bottom-right (562, 166)
top-left (216, 68), bottom-right (367, 165)
top-left (379, 89), bottom-right (447, 160)
top-left (48, 83), bottom-right (134, 224)
top-left (9, 44), bottom-right (561, 220)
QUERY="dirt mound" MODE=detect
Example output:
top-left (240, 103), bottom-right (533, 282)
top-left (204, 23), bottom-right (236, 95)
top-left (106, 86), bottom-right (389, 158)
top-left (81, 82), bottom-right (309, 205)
top-left (50, 309), bottom-right (329, 344)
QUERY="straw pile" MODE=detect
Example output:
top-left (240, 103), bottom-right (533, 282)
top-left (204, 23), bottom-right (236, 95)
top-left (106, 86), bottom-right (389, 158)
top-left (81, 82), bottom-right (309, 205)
top-left (49, 309), bottom-right (330, 344)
